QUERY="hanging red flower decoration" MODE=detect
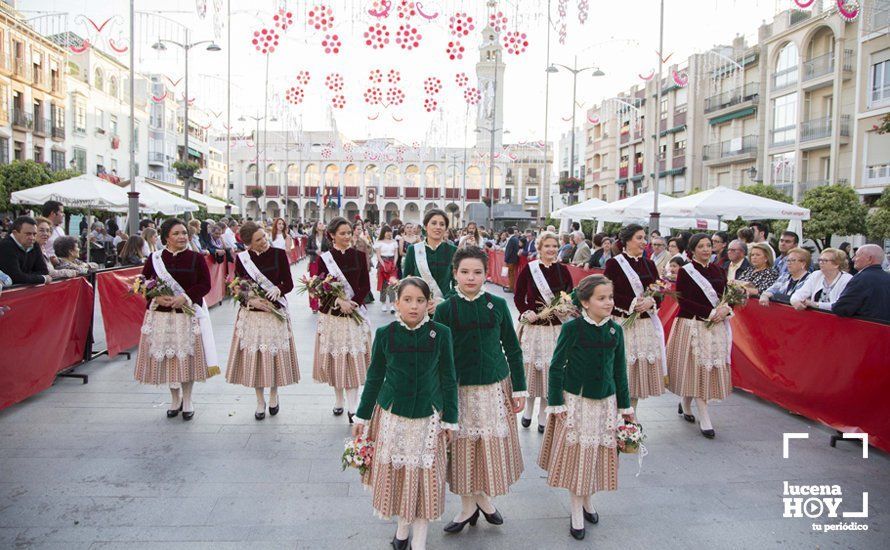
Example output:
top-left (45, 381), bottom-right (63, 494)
top-left (325, 73), bottom-right (344, 91)
top-left (273, 8), bottom-right (294, 30)
top-left (331, 94), bottom-right (346, 110)
top-left (322, 34), bottom-right (342, 54)
top-left (307, 4), bottom-right (335, 31)
top-left (368, 69), bottom-right (384, 84)
top-left (252, 28), bottom-right (280, 54)
top-left (423, 97), bottom-right (438, 112)
top-left (395, 24), bottom-right (422, 50)
top-left (464, 87), bottom-right (481, 105)
top-left (386, 87), bottom-right (405, 106)
top-left (455, 72), bottom-right (469, 87)
top-left (296, 70), bottom-right (311, 86)
top-left (489, 11), bottom-right (508, 33)
top-left (423, 77), bottom-right (442, 95)
top-left (396, 0), bottom-right (417, 20)
top-left (502, 31), bottom-right (529, 55)
top-left (364, 23), bottom-right (390, 49)
top-left (285, 86), bottom-right (304, 105)
top-left (449, 12), bottom-right (474, 37)
top-left (364, 87), bottom-right (383, 105)
top-left (387, 69), bottom-right (401, 85)
top-left (446, 40), bottom-right (465, 61)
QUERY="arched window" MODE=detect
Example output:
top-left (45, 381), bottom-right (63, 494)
top-left (344, 164), bottom-right (359, 186)
top-left (405, 165), bottom-right (420, 187)
top-left (466, 166), bottom-right (482, 189)
top-left (109, 76), bottom-right (118, 98)
top-left (425, 165), bottom-right (439, 188)
top-left (94, 68), bottom-right (104, 91)
top-left (384, 165), bottom-right (399, 187)
top-left (774, 42), bottom-right (799, 89)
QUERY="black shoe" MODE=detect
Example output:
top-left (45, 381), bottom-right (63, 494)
top-left (443, 508), bottom-right (480, 533)
top-left (478, 505), bottom-right (503, 525)
top-left (255, 411), bottom-right (266, 421)
top-left (182, 410), bottom-right (195, 421)
top-left (678, 403), bottom-right (695, 423)
top-left (583, 508), bottom-right (599, 524)
top-left (348, 412), bottom-right (355, 425)
top-left (269, 403), bottom-right (279, 416)
top-left (538, 424), bottom-right (545, 434)
top-left (391, 536), bottom-right (410, 550)
top-left (333, 407), bottom-right (344, 416)
top-left (521, 417), bottom-right (531, 428)
top-left (570, 520), bottom-right (585, 540)
top-left (167, 403), bottom-right (182, 418)
top-left (701, 426), bottom-right (716, 439)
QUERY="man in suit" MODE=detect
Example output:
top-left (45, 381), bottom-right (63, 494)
top-left (503, 227), bottom-right (521, 292)
top-left (724, 239), bottom-right (751, 280)
top-left (833, 244), bottom-right (890, 323)
top-left (0, 216), bottom-right (51, 285)
top-left (520, 229), bottom-right (537, 261)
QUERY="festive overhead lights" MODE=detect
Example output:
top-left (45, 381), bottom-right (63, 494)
top-left (363, 23), bottom-right (390, 50)
top-left (307, 4), bottom-right (335, 31)
top-left (446, 40), bottom-right (465, 61)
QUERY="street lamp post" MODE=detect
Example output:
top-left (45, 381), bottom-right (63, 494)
top-left (476, 126), bottom-right (510, 230)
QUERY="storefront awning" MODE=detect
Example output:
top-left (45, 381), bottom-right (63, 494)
top-left (710, 107), bottom-right (757, 126)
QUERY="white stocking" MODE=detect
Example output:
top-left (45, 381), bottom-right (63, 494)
top-left (333, 388), bottom-right (345, 409)
top-left (631, 397), bottom-right (639, 410)
top-left (395, 517), bottom-right (410, 540)
top-left (345, 388), bottom-right (359, 414)
top-left (522, 397), bottom-right (535, 421)
top-left (169, 385), bottom-right (182, 409)
top-left (476, 494), bottom-right (496, 514)
top-left (181, 382), bottom-right (194, 413)
top-left (537, 397), bottom-right (548, 427)
top-left (695, 398), bottom-right (713, 431)
top-left (455, 495), bottom-right (477, 522)
top-left (411, 519), bottom-right (429, 550)
top-left (255, 388), bottom-right (266, 414)
top-left (570, 494), bottom-right (584, 530)
top-left (269, 386), bottom-right (279, 408)
top-left (583, 495), bottom-right (595, 513)
top-left (681, 396), bottom-right (693, 415)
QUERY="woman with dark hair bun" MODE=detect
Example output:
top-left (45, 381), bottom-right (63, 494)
top-left (402, 208), bottom-right (457, 314)
top-left (603, 224), bottom-right (667, 410)
top-left (313, 216), bottom-right (373, 423)
top-left (134, 218), bottom-right (218, 421)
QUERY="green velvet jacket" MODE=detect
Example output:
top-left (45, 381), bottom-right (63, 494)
top-left (433, 291), bottom-right (527, 392)
top-left (356, 320), bottom-right (459, 424)
top-left (547, 316), bottom-right (631, 409)
top-left (402, 240), bottom-right (457, 298)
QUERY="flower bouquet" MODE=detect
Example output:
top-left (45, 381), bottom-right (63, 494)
top-left (522, 291), bottom-right (578, 325)
top-left (616, 421), bottom-right (646, 454)
top-left (127, 275), bottom-right (195, 316)
top-left (622, 280), bottom-right (678, 329)
top-left (227, 277), bottom-right (287, 322)
top-left (296, 273), bottom-right (364, 325)
top-left (705, 280), bottom-right (748, 328)
top-left (342, 437), bottom-right (374, 476)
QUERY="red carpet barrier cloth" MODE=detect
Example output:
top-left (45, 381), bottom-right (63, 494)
top-left (730, 301), bottom-right (890, 453)
top-left (287, 237), bottom-right (308, 264)
top-left (486, 249), bottom-right (527, 287)
top-left (0, 278), bottom-right (94, 409)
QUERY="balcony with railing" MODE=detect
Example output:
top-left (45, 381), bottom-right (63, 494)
top-left (344, 186), bottom-right (360, 198)
top-left (800, 180), bottom-right (828, 194)
top-left (32, 116), bottom-right (47, 137)
top-left (265, 186), bottom-right (280, 198)
top-left (619, 166), bottom-right (629, 178)
top-left (13, 58), bottom-right (30, 81)
top-left (303, 186), bottom-right (318, 198)
top-left (51, 124), bottom-right (65, 140)
top-left (425, 188), bottom-right (440, 199)
top-left (803, 50), bottom-right (854, 83)
top-left (286, 186), bottom-right (300, 197)
top-left (704, 82), bottom-right (760, 114)
top-left (466, 189), bottom-right (481, 201)
top-left (770, 125), bottom-right (797, 148)
top-left (148, 151), bottom-right (166, 165)
top-left (12, 108), bottom-right (33, 130)
top-left (404, 187), bottom-right (420, 199)
top-left (445, 188), bottom-right (460, 200)
top-left (790, 9), bottom-right (811, 27)
top-left (800, 115), bottom-right (850, 143)
top-left (703, 135), bottom-right (758, 161)
top-left (866, 163), bottom-right (890, 186)
top-left (383, 186), bottom-right (400, 198)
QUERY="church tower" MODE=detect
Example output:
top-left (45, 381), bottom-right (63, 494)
top-left (475, 20), bottom-right (505, 150)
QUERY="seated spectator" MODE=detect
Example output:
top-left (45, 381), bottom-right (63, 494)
top-left (570, 231), bottom-right (591, 266)
top-left (187, 222), bottom-right (206, 254)
top-left (790, 248), bottom-right (853, 313)
top-left (760, 247), bottom-right (811, 305)
top-left (0, 268), bottom-right (11, 287)
top-left (663, 255), bottom-right (686, 282)
top-left (0, 216), bottom-right (52, 285)
top-left (724, 239), bottom-right (751, 280)
top-left (587, 235), bottom-right (613, 269)
top-left (736, 243), bottom-right (778, 296)
top-left (774, 231), bottom-right (800, 277)
top-left (838, 242), bottom-right (857, 275)
top-left (118, 236), bottom-right (147, 266)
top-left (55, 236), bottom-right (99, 275)
top-left (736, 226), bottom-right (754, 245)
top-left (711, 231), bottom-right (730, 266)
top-left (35, 217), bottom-right (78, 280)
top-left (667, 237), bottom-right (682, 259)
top-left (830, 244), bottom-right (890, 323)
top-left (650, 236), bottom-right (671, 276)
top-left (557, 233), bottom-right (574, 262)
top-left (112, 229), bottom-right (128, 250)
top-left (207, 224), bottom-right (233, 264)
top-left (140, 227), bottom-right (159, 257)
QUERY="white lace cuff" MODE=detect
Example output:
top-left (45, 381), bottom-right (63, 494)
top-left (353, 416), bottom-right (368, 425)
top-left (512, 391), bottom-right (529, 398)
top-left (441, 422), bottom-right (460, 431)
top-left (544, 405), bottom-right (567, 414)
top-left (618, 407), bottom-right (635, 416)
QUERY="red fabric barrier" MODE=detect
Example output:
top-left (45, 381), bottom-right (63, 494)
top-left (0, 278), bottom-right (94, 409)
top-left (205, 258), bottom-right (228, 307)
top-left (730, 301), bottom-right (890, 453)
top-left (565, 264), bottom-right (603, 285)
top-left (96, 267), bottom-right (145, 358)
top-left (485, 249), bottom-right (527, 288)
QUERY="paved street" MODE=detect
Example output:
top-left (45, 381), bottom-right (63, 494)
top-left (0, 260), bottom-right (886, 549)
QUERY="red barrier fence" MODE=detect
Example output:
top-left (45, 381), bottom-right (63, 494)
top-left (96, 266), bottom-right (144, 358)
top-left (0, 278), bottom-right (94, 409)
top-left (287, 237), bottom-right (308, 264)
top-left (486, 249), bottom-right (527, 288)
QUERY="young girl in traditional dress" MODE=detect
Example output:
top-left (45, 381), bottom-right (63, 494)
top-left (134, 218), bottom-right (219, 421)
top-left (667, 233), bottom-right (733, 439)
top-left (313, 217), bottom-right (372, 423)
top-left (538, 275), bottom-right (634, 540)
top-left (352, 277), bottom-right (458, 550)
top-left (433, 246), bottom-right (526, 533)
top-left (603, 224), bottom-right (667, 410)
top-left (226, 222), bottom-right (300, 420)
top-left (513, 230), bottom-right (574, 433)
top-left (402, 209), bottom-right (457, 314)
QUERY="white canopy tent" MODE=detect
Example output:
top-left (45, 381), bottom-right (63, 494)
top-left (550, 197), bottom-right (609, 220)
top-left (659, 186), bottom-right (811, 221)
top-left (11, 174), bottom-right (130, 210)
top-left (578, 191), bottom-right (677, 223)
top-left (130, 178), bottom-right (199, 215)
top-left (147, 180), bottom-right (239, 215)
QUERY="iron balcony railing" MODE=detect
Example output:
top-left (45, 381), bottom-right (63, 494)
top-left (800, 115), bottom-right (850, 142)
top-left (704, 82), bottom-right (760, 113)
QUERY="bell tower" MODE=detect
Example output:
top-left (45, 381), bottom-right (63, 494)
top-left (475, 19), bottom-right (505, 150)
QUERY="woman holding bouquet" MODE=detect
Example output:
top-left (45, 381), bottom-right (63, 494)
top-left (226, 221), bottom-right (299, 420)
top-left (513, 230), bottom-right (574, 433)
top-left (433, 246), bottom-right (526, 533)
top-left (134, 218), bottom-right (219, 421)
top-left (603, 224), bottom-right (667, 409)
top-left (538, 275), bottom-right (634, 540)
top-left (666, 233), bottom-right (733, 439)
top-left (352, 277), bottom-right (458, 550)
top-left (313, 217), bottom-right (372, 423)
top-left (402, 209), bottom-right (457, 313)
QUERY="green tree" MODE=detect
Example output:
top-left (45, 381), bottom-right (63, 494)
top-left (49, 168), bottom-right (81, 183)
top-left (723, 183), bottom-right (793, 239)
top-left (866, 187), bottom-right (890, 242)
top-left (801, 184), bottom-right (867, 250)
top-left (0, 160), bottom-right (55, 210)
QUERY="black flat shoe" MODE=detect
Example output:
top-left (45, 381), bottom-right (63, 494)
top-left (538, 424), bottom-right (545, 433)
top-left (701, 427), bottom-right (716, 439)
top-left (521, 417), bottom-right (531, 428)
top-left (167, 403), bottom-right (182, 418)
top-left (255, 411), bottom-right (266, 421)
top-left (391, 536), bottom-right (410, 550)
top-left (443, 508), bottom-right (479, 533)
top-left (182, 410), bottom-right (195, 421)
top-left (333, 407), bottom-right (344, 416)
top-left (348, 412), bottom-right (355, 425)
top-left (678, 403), bottom-right (695, 423)
top-left (269, 402), bottom-right (279, 416)
top-left (583, 508), bottom-right (599, 524)
top-left (570, 520), bottom-right (585, 540)
top-left (478, 505), bottom-right (503, 525)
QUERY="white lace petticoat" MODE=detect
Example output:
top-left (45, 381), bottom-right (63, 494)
top-left (623, 315), bottom-right (664, 366)
top-left (372, 408), bottom-right (442, 470)
top-left (518, 323), bottom-right (561, 370)
top-left (691, 319), bottom-right (731, 369)
top-left (141, 310), bottom-right (200, 362)
top-left (456, 381), bottom-right (510, 440)
top-left (552, 393), bottom-right (619, 449)
top-left (235, 308), bottom-right (291, 355)
top-left (316, 312), bottom-right (371, 358)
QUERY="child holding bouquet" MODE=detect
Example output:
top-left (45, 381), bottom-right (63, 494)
top-left (538, 274), bottom-right (634, 541)
top-left (351, 277), bottom-right (458, 550)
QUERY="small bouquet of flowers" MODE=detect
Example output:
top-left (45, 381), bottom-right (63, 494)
top-left (616, 421), bottom-right (646, 454)
top-left (127, 275), bottom-right (195, 316)
top-left (342, 437), bottom-right (374, 476)
top-left (705, 280), bottom-right (748, 328)
top-left (227, 277), bottom-right (287, 322)
top-left (297, 273), bottom-right (364, 325)
top-left (622, 280), bottom-right (678, 329)
top-left (522, 291), bottom-right (578, 325)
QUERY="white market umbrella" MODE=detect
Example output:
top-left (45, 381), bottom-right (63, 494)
top-left (659, 186), bottom-right (811, 221)
top-left (582, 191), bottom-right (677, 223)
top-left (131, 178), bottom-right (199, 215)
top-left (148, 181), bottom-right (239, 215)
top-left (551, 197), bottom-right (609, 220)
top-left (11, 174), bottom-right (130, 210)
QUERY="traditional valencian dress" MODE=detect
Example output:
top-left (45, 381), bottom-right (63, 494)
top-left (225, 247), bottom-right (300, 388)
top-left (538, 312), bottom-right (632, 496)
top-left (666, 260), bottom-right (733, 401)
top-left (134, 248), bottom-right (219, 384)
top-left (402, 239), bottom-right (457, 302)
top-left (513, 259), bottom-right (574, 407)
top-left (355, 316), bottom-right (459, 521)
top-left (312, 246), bottom-right (372, 390)
top-left (604, 252), bottom-right (667, 399)
top-left (434, 289), bottom-right (527, 497)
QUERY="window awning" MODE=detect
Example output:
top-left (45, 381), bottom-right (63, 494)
top-left (659, 124), bottom-right (687, 137)
top-left (709, 107), bottom-right (757, 126)
top-left (659, 167), bottom-right (687, 178)
top-left (615, 178), bottom-right (628, 185)
top-left (187, 147), bottom-right (202, 158)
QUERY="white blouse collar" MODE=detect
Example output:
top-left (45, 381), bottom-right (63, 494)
top-left (581, 310), bottom-right (611, 327)
top-left (397, 314), bottom-right (430, 331)
top-left (165, 246), bottom-right (187, 257)
top-left (456, 287), bottom-right (486, 301)
top-left (623, 251), bottom-right (643, 260)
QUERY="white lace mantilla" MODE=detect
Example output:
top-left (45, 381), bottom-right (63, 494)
top-left (456, 382), bottom-right (510, 440)
top-left (518, 323), bottom-right (561, 371)
top-left (316, 312), bottom-right (370, 358)
top-left (235, 309), bottom-right (291, 355)
top-left (561, 392), bottom-right (619, 449)
top-left (374, 408), bottom-right (442, 470)
top-left (691, 320), bottom-right (731, 370)
top-left (623, 315), bottom-right (663, 366)
top-left (142, 310), bottom-right (200, 361)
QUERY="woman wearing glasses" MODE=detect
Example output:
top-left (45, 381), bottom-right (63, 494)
top-left (789, 248), bottom-right (853, 312)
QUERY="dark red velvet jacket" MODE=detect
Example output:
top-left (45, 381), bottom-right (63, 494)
top-left (675, 260), bottom-right (727, 321)
top-left (314, 247), bottom-right (371, 316)
top-left (513, 261), bottom-right (574, 325)
top-left (235, 248), bottom-right (294, 309)
top-left (141, 249), bottom-right (211, 312)
top-left (603, 253), bottom-right (662, 319)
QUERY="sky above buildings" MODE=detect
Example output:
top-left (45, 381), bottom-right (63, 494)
top-left (21, 0), bottom-right (790, 147)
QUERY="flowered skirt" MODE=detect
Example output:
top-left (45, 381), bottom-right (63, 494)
top-left (448, 378), bottom-right (524, 497)
top-left (226, 308), bottom-right (300, 388)
top-left (517, 323), bottom-right (561, 402)
top-left (621, 315), bottom-right (665, 399)
top-left (134, 310), bottom-right (212, 385)
top-left (361, 405), bottom-right (449, 522)
top-left (666, 318), bottom-right (733, 401)
top-left (538, 393), bottom-right (620, 496)
top-left (312, 312), bottom-right (371, 390)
